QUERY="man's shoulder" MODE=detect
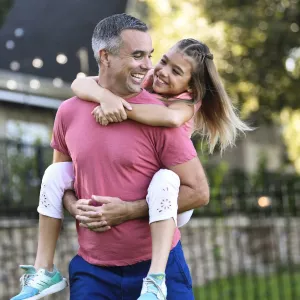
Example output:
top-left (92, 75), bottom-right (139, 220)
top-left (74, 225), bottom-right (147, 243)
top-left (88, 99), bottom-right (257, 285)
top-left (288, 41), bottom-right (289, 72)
top-left (59, 96), bottom-right (80, 106)
top-left (58, 96), bottom-right (85, 112)
top-left (139, 89), bottom-right (162, 103)
top-left (128, 89), bottom-right (163, 105)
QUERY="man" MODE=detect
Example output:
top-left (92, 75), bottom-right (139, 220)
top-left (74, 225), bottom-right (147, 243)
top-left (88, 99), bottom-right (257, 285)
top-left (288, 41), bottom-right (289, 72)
top-left (54, 13), bottom-right (209, 299)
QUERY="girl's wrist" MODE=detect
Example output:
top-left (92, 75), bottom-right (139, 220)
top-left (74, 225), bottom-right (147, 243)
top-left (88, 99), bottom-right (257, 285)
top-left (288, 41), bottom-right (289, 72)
top-left (96, 88), bottom-right (111, 104)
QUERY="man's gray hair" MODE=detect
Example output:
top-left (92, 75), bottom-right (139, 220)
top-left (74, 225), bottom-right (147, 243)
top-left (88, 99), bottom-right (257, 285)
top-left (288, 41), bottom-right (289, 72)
top-left (92, 13), bottom-right (148, 65)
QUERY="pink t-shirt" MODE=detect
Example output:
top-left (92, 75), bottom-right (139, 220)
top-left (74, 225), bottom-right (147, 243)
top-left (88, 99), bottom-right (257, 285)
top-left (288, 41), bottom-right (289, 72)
top-left (142, 69), bottom-right (202, 136)
top-left (51, 89), bottom-right (197, 266)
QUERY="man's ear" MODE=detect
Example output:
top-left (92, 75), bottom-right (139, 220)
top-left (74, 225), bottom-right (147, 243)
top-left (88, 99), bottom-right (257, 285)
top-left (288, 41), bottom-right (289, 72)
top-left (99, 49), bottom-right (110, 67)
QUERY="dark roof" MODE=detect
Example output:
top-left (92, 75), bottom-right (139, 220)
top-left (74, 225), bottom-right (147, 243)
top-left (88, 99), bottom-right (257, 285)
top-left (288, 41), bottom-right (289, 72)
top-left (0, 0), bottom-right (128, 82)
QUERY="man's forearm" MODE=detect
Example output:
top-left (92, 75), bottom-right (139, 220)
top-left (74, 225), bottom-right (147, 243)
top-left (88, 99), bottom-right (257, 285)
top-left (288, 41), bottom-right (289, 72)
top-left (178, 184), bottom-right (209, 213)
top-left (126, 199), bottom-right (149, 221)
top-left (127, 183), bottom-right (208, 221)
top-left (168, 157), bottom-right (210, 214)
top-left (63, 190), bottom-right (78, 217)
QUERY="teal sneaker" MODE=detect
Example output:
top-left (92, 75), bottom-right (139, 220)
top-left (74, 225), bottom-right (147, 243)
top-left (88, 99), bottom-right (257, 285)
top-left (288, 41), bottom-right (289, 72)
top-left (11, 265), bottom-right (68, 300)
top-left (138, 274), bottom-right (167, 300)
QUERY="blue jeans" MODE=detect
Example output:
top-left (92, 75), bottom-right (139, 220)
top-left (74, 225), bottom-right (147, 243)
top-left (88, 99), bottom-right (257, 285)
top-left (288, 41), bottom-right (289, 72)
top-left (69, 241), bottom-right (194, 299)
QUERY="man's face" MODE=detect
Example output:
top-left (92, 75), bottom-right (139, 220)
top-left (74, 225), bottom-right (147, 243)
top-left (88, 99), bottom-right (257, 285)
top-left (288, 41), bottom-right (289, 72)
top-left (107, 29), bottom-right (153, 97)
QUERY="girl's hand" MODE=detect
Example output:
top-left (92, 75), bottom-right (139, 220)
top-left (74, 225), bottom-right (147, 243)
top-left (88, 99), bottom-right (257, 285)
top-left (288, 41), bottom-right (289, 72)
top-left (71, 76), bottom-right (132, 122)
top-left (100, 94), bottom-right (132, 123)
top-left (92, 106), bottom-right (109, 126)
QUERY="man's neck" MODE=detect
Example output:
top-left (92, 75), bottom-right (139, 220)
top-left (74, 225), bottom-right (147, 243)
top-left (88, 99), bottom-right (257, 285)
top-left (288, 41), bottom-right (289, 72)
top-left (98, 74), bottom-right (141, 99)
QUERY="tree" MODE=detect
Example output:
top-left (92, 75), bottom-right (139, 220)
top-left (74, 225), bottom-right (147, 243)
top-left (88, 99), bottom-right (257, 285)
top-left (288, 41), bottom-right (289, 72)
top-left (129, 0), bottom-right (224, 64)
top-left (0, 140), bottom-right (52, 216)
top-left (130, 0), bottom-right (300, 172)
top-left (201, 0), bottom-right (300, 171)
top-left (0, 0), bottom-right (13, 28)
top-left (202, 0), bottom-right (300, 120)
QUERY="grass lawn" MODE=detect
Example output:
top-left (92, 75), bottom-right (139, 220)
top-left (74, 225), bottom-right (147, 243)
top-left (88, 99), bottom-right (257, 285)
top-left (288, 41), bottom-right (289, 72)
top-left (193, 270), bottom-right (300, 300)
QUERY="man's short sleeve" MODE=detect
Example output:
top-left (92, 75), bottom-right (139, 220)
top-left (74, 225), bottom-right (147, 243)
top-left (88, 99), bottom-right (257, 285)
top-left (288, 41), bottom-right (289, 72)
top-left (155, 127), bottom-right (197, 167)
top-left (50, 104), bottom-right (69, 155)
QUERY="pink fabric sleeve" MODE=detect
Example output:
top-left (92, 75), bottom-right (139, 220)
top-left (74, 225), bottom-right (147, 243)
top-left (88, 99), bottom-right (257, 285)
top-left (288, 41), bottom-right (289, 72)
top-left (142, 69), bottom-right (154, 90)
top-left (169, 92), bottom-right (202, 113)
top-left (50, 103), bottom-right (69, 155)
top-left (155, 127), bottom-right (197, 167)
top-left (175, 92), bottom-right (193, 100)
top-left (175, 93), bottom-right (202, 111)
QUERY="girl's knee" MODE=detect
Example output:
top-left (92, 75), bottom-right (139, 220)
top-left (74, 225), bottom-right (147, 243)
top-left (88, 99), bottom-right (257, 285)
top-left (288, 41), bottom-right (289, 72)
top-left (153, 169), bottom-right (179, 182)
top-left (42, 162), bottom-right (74, 188)
top-left (149, 169), bottom-right (180, 193)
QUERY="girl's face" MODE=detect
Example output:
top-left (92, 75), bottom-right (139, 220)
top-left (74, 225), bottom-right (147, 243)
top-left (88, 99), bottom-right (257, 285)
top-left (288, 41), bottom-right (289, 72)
top-left (153, 47), bottom-right (193, 96)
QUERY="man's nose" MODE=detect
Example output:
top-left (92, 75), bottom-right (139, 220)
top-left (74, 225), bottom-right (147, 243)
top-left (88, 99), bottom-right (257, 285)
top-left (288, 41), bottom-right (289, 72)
top-left (141, 56), bottom-right (152, 71)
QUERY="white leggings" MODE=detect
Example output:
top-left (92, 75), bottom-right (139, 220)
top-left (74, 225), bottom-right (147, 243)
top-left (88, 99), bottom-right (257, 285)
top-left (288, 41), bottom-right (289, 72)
top-left (37, 163), bottom-right (193, 227)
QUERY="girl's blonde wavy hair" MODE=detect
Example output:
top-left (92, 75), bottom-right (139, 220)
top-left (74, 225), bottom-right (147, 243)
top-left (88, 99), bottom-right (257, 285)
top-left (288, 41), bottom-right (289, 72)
top-left (175, 38), bottom-right (252, 154)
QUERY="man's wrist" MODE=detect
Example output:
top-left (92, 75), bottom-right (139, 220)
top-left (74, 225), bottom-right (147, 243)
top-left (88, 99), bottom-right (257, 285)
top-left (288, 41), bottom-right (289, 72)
top-left (63, 190), bottom-right (78, 218)
top-left (125, 200), bottom-right (148, 221)
top-left (69, 202), bottom-right (78, 218)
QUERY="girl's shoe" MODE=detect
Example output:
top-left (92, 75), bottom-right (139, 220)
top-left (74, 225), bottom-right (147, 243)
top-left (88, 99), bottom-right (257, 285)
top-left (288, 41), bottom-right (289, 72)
top-left (10, 265), bottom-right (67, 300)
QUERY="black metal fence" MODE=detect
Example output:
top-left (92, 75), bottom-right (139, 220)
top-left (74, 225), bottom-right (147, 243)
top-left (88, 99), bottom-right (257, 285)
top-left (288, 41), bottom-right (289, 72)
top-left (1, 139), bottom-right (300, 218)
top-left (0, 139), bottom-right (52, 217)
top-left (1, 139), bottom-right (300, 300)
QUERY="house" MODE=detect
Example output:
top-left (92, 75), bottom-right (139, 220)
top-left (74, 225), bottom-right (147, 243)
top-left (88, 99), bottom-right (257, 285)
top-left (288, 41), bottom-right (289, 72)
top-left (0, 0), bottom-right (128, 144)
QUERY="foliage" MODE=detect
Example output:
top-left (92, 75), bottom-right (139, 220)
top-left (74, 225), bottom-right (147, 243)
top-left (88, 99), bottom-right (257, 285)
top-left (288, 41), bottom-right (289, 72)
top-left (139, 0), bottom-right (300, 118)
top-left (132, 0), bottom-right (300, 172)
top-left (0, 140), bottom-right (299, 217)
top-left (201, 0), bottom-right (300, 172)
top-left (0, 0), bottom-right (13, 28)
top-left (195, 146), bottom-right (300, 216)
top-left (202, 0), bottom-right (300, 120)
top-left (280, 108), bottom-right (300, 172)
top-left (0, 140), bottom-right (52, 214)
top-left (129, 0), bottom-right (225, 64)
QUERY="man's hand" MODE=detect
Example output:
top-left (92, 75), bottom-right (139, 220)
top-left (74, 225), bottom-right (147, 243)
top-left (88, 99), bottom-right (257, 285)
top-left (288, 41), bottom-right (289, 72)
top-left (75, 196), bottom-right (130, 232)
top-left (72, 198), bottom-right (109, 232)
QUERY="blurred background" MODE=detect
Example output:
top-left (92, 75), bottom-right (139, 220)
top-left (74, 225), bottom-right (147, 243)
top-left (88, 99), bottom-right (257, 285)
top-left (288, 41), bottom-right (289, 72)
top-left (0, 0), bottom-right (300, 299)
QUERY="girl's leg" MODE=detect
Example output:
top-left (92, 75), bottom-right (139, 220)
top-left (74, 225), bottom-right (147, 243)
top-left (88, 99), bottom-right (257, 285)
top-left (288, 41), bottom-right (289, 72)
top-left (177, 209), bottom-right (194, 228)
top-left (34, 162), bottom-right (74, 270)
top-left (139, 169), bottom-right (180, 300)
top-left (148, 219), bottom-right (176, 274)
top-left (11, 162), bottom-right (74, 300)
top-left (34, 215), bottom-right (62, 271)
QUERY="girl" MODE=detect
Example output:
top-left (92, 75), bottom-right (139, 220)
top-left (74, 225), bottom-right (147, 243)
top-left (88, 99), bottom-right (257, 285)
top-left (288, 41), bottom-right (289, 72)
top-left (11, 39), bottom-right (251, 300)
